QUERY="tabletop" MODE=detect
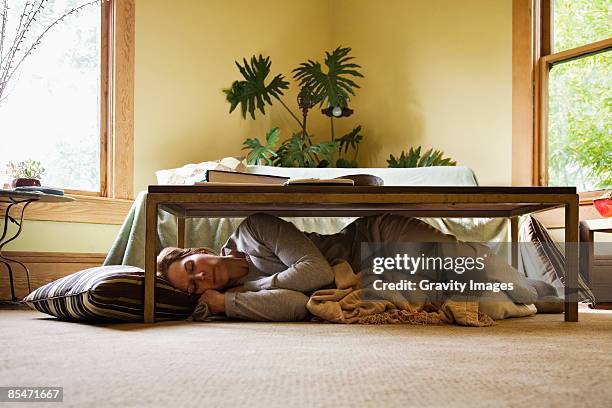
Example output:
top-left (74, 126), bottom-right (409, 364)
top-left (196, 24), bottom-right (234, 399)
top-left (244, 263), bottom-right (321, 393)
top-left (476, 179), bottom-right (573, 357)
top-left (149, 185), bottom-right (576, 194)
top-left (147, 185), bottom-right (577, 219)
top-left (0, 189), bottom-right (75, 204)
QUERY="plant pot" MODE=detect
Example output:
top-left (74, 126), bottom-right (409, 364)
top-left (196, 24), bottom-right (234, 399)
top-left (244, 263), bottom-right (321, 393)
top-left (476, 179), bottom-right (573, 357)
top-left (594, 193), bottom-right (612, 218)
top-left (11, 178), bottom-right (41, 189)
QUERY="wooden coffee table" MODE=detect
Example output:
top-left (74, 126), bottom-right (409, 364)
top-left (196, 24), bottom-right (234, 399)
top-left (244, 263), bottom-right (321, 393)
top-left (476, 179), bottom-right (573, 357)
top-left (144, 185), bottom-right (579, 323)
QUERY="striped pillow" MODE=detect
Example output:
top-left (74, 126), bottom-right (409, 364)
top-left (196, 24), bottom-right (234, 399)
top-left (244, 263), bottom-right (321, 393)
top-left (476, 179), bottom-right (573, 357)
top-left (23, 265), bottom-right (197, 322)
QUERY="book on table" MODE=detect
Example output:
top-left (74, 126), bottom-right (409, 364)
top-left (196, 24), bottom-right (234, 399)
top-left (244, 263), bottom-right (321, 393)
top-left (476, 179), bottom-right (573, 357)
top-left (197, 170), bottom-right (289, 185)
top-left (196, 170), bottom-right (355, 186)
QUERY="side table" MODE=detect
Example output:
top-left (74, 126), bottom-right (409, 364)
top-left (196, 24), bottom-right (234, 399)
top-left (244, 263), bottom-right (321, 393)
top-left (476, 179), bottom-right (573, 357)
top-left (580, 218), bottom-right (612, 307)
top-left (0, 190), bottom-right (74, 302)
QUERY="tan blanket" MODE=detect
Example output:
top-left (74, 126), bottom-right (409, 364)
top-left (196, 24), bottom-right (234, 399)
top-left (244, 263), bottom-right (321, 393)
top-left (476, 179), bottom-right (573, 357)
top-left (306, 260), bottom-right (496, 327)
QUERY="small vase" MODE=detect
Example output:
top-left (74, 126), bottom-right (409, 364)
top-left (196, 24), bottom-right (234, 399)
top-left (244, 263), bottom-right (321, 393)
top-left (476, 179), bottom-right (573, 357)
top-left (594, 194), bottom-right (612, 218)
top-left (11, 178), bottom-right (41, 189)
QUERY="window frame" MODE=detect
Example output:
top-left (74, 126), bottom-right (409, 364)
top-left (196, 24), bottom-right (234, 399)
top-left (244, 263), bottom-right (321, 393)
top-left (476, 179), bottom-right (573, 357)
top-left (103, 0), bottom-right (134, 202)
top-left (534, 0), bottom-right (612, 188)
top-left (512, 0), bottom-right (611, 199)
top-left (1, 0), bottom-right (135, 224)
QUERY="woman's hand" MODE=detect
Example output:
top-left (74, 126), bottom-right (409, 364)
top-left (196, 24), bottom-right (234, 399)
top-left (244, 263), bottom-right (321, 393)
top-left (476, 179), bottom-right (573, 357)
top-left (199, 290), bottom-right (225, 314)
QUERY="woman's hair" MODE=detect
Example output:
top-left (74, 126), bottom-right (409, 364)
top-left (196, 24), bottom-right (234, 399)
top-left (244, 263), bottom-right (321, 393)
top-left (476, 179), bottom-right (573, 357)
top-left (156, 246), bottom-right (216, 279)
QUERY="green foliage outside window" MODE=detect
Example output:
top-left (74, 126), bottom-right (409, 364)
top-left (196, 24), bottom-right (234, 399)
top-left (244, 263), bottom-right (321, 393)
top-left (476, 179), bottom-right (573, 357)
top-left (553, 0), bottom-right (612, 52)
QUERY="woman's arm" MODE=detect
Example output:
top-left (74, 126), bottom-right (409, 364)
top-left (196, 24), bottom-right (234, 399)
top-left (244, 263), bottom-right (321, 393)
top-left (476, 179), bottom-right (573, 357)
top-left (224, 289), bottom-right (310, 321)
top-left (239, 213), bottom-right (334, 292)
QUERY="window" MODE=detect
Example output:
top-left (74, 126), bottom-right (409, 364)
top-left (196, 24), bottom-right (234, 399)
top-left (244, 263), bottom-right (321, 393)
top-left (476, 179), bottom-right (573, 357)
top-left (0, 0), bottom-right (134, 225)
top-left (0, 0), bottom-right (102, 194)
top-left (547, 51), bottom-right (611, 191)
top-left (537, 0), bottom-right (611, 192)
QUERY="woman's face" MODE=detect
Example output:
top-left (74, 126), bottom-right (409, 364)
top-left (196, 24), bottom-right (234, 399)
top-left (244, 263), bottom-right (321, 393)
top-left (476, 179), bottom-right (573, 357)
top-left (166, 254), bottom-right (231, 294)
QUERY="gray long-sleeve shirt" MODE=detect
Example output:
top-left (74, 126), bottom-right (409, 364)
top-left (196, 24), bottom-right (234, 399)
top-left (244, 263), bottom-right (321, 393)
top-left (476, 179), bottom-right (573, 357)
top-left (221, 213), bottom-right (337, 321)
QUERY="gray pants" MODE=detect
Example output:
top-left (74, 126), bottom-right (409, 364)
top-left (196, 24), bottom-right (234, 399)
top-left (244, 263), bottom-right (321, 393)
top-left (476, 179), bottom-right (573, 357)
top-left (310, 214), bottom-right (537, 303)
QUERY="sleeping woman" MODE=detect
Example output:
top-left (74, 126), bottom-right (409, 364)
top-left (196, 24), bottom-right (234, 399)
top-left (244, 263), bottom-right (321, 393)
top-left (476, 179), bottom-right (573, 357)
top-left (156, 213), bottom-right (546, 321)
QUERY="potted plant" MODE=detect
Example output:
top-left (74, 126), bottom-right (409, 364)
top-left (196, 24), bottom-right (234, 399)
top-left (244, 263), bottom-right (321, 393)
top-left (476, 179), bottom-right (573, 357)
top-left (224, 46), bottom-right (365, 168)
top-left (593, 191), bottom-right (612, 218)
top-left (6, 160), bottom-right (45, 188)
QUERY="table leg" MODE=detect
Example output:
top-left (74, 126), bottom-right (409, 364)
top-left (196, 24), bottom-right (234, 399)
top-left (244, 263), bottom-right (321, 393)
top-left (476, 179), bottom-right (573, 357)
top-left (510, 216), bottom-right (519, 269)
top-left (144, 195), bottom-right (158, 323)
top-left (177, 217), bottom-right (185, 248)
top-left (0, 200), bottom-right (33, 301)
top-left (564, 198), bottom-right (579, 322)
top-left (0, 202), bottom-right (17, 301)
top-left (579, 221), bottom-right (593, 285)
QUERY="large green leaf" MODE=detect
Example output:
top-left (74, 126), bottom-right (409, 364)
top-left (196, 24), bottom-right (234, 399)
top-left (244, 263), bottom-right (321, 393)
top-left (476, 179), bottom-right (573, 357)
top-left (242, 127), bottom-right (280, 165)
top-left (275, 133), bottom-right (338, 167)
top-left (336, 126), bottom-right (363, 154)
top-left (387, 146), bottom-right (457, 168)
top-left (292, 46), bottom-right (364, 108)
top-left (224, 55), bottom-right (290, 120)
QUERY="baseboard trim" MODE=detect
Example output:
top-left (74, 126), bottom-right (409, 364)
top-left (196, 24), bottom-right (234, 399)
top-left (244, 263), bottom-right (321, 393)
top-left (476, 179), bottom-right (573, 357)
top-left (0, 251), bottom-right (107, 300)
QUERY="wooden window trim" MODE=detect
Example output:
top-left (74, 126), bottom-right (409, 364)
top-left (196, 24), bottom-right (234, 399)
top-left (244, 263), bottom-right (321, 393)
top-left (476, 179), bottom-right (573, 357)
top-left (1, 0), bottom-right (134, 225)
top-left (512, 0), bottom-right (536, 186)
top-left (511, 0), bottom-right (550, 187)
top-left (106, 0), bottom-right (135, 201)
top-left (513, 0), bottom-right (611, 188)
top-left (513, 0), bottom-right (611, 227)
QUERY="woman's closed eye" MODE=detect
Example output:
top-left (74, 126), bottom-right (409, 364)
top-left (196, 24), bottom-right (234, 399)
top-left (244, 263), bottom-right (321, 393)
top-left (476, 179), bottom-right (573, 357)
top-left (185, 261), bottom-right (195, 293)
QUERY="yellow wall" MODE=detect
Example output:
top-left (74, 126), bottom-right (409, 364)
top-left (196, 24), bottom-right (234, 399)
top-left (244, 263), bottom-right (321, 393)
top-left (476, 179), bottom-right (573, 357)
top-left (134, 0), bottom-right (333, 192)
top-left (3, 220), bottom-right (120, 252)
top-left (331, 0), bottom-right (513, 184)
top-left (7, 0), bottom-right (513, 253)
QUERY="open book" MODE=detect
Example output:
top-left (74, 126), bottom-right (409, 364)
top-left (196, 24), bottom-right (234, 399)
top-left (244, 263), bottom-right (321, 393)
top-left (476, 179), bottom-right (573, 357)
top-left (283, 178), bottom-right (355, 186)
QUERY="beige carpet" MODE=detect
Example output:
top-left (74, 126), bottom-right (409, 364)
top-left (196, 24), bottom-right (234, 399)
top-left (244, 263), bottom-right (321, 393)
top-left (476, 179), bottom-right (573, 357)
top-left (1, 309), bottom-right (611, 408)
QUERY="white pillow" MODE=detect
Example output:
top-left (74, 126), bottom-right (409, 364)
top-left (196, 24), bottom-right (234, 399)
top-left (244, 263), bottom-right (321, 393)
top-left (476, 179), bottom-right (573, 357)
top-left (478, 291), bottom-right (537, 320)
top-left (156, 157), bottom-right (246, 185)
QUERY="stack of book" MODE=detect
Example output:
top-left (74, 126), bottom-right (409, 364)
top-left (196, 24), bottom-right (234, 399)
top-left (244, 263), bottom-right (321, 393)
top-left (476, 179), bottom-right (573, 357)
top-left (13, 186), bottom-right (65, 195)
